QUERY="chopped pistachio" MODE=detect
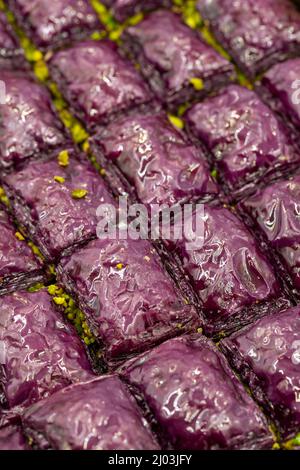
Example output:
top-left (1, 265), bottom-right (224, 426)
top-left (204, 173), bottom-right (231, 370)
top-left (99, 168), bottom-right (106, 176)
top-left (53, 296), bottom-right (66, 306)
top-left (15, 231), bottom-right (25, 241)
top-left (58, 150), bottom-right (70, 167)
top-left (71, 189), bottom-right (88, 199)
top-left (116, 263), bottom-right (124, 270)
top-left (189, 77), bottom-right (204, 90)
top-left (168, 114), bottom-right (184, 129)
top-left (54, 175), bottom-right (65, 184)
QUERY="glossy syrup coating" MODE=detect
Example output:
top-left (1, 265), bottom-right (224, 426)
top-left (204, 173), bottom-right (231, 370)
top-left (91, 112), bottom-right (218, 208)
top-left (0, 11), bottom-right (26, 70)
top-left (221, 306), bottom-right (300, 439)
top-left (119, 335), bottom-right (274, 450)
top-left (197, 0), bottom-right (300, 78)
top-left (0, 72), bottom-right (68, 171)
top-left (0, 209), bottom-right (42, 285)
top-left (22, 376), bottom-right (160, 450)
top-left (261, 58), bottom-right (300, 132)
top-left (0, 289), bottom-right (95, 408)
top-left (102, 0), bottom-right (170, 22)
top-left (185, 85), bottom-right (299, 193)
top-left (240, 174), bottom-right (300, 291)
top-left (58, 238), bottom-right (199, 360)
top-left (7, 0), bottom-right (102, 50)
top-left (163, 204), bottom-right (280, 334)
top-left (0, 425), bottom-right (29, 450)
top-left (4, 151), bottom-right (115, 260)
top-left (123, 10), bottom-right (235, 105)
top-left (49, 40), bottom-right (152, 131)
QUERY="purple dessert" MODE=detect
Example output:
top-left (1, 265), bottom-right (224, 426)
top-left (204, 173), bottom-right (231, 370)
top-left (260, 58), bottom-right (300, 134)
top-left (102, 0), bottom-right (170, 22)
top-left (58, 238), bottom-right (199, 361)
top-left (240, 174), bottom-right (300, 293)
top-left (0, 11), bottom-right (27, 70)
top-left (221, 306), bottom-right (300, 439)
top-left (197, 0), bottom-right (300, 79)
top-left (0, 71), bottom-right (68, 171)
top-left (48, 40), bottom-right (152, 132)
top-left (119, 335), bottom-right (274, 449)
top-left (0, 209), bottom-right (43, 295)
top-left (22, 376), bottom-right (160, 450)
top-left (90, 112), bottom-right (218, 208)
top-left (163, 203), bottom-right (283, 335)
top-left (0, 289), bottom-right (95, 409)
top-left (3, 149), bottom-right (115, 261)
top-left (122, 10), bottom-right (235, 107)
top-left (0, 425), bottom-right (29, 450)
top-left (7, 0), bottom-right (103, 50)
top-left (185, 85), bottom-right (300, 195)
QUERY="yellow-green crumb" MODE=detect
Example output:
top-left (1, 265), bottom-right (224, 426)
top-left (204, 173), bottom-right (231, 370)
top-left (58, 150), bottom-right (70, 167)
top-left (71, 189), bottom-right (88, 199)
top-left (168, 114), bottom-right (184, 129)
top-left (54, 176), bottom-right (65, 184)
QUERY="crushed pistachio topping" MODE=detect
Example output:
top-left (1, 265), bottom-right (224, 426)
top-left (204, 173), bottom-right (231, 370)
top-left (54, 175), bottom-right (65, 184)
top-left (189, 77), bottom-right (204, 90)
top-left (71, 122), bottom-right (88, 144)
top-left (15, 231), bottom-right (25, 241)
top-left (28, 283), bottom-right (45, 293)
top-left (71, 189), bottom-right (88, 199)
top-left (34, 60), bottom-right (49, 81)
top-left (99, 168), bottom-right (106, 176)
top-left (58, 150), bottom-right (70, 167)
top-left (211, 168), bottom-right (218, 179)
top-left (48, 285), bottom-right (95, 345)
top-left (201, 26), bottom-right (231, 61)
top-left (28, 241), bottom-right (45, 261)
top-left (90, 30), bottom-right (106, 41)
top-left (82, 140), bottom-right (90, 153)
top-left (197, 327), bottom-right (203, 334)
top-left (168, 114), bottom-right (184, 129)
top-left (116, 263), bottom-right (124, 270)
top-left (90, 0), bottom-right (117, 31)
top-left (283, 433), bottom-right (300, 450)
top-left (0, 186), bottom-right (9, 206)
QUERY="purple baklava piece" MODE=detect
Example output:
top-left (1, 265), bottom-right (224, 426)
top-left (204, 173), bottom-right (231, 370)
top-left (0, 11), bottom-right (26, 70)
top-left (0, 71), bottom-right (68, 171)
top-left (7, 0), bottom-right (103, 50)
top-left (240, 174), bottom-right (300, 292)
top-left (0, 209), bottom-right (43, 295)
top-left (90, 112), bottom-right (218, 207)
top-left (119, 335), bottom-right (274, 449)
top-left (221, 306), bottom-right (300, 439)
top-left (0, 425), bottom-right (29, 450)
top-left (48, 40), bottom-right (152, 132)
top-left (260, 58), bottom-right (300, 134)
top-left (185, 85), bottom-right (300, 195)
top-left (122, 10), bottom-right (235, 107)
top-left (163, 203), bottom-right (283, 335)
top-left (3, 149), bottom-right (115, 261)
top-left (58, 238), bottom-right (199, 361)
top-left (0, 289), bottom-right (95, 409)
top-left (22, 376), bottom-right (160, 450)
top-left (197, 0), bottom-right (300, 79)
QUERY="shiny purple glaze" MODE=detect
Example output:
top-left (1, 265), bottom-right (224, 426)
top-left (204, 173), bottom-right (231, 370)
top-left (0, 209), bottom-right (42, 291)
top-left (8, 0), bottom-right (102, 49)
top-left (58, 238), bottom-right (199, 360)
top-left (0, 289), bottom-right (95, 408)
top-left (261, 58), bottom-right (300, 132)
top-left (119, 335), bottom-right (274, 449)
top-left (163, 204), bottom-right (280, 334)
top-left (221, 306), bottom-right (300, 439)
top-left (102, 0), bottom-right (170, 22)
top-left (197, 0), bottom-right (300, 78)
top-left (49, 40), bottom-right (152, 131)
top-left (91, 112), bottom-right (218, 207)
top-left (240, 174), bottom-right (300, 291)
top-left (0, 425), bottom-right (29, 450)
top-left (0, 71), bottom-right (68, 171)
top-left (185, 85), bottom-right (299, 193)
top-left (123, 10), bottom-right (235, 105)
top-left (4, 151), bottom-right (115, 260)
top-left (22, 376), bottom-right (160, 450)
top-left (0, 11), bottom-right (26, 70)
